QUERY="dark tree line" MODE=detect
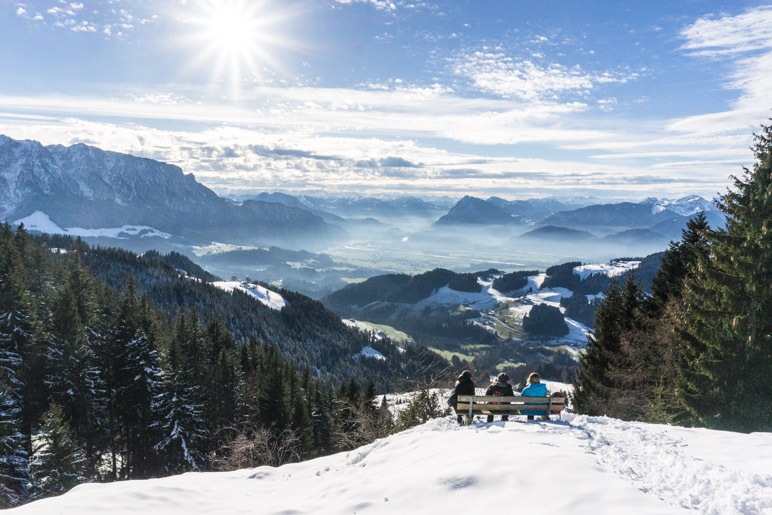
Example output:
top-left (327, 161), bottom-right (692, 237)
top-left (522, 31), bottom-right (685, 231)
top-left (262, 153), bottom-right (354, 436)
top-left (0, 228), bottom-right (422, 508)
top-left (572, 123), bottom-right (772, 433)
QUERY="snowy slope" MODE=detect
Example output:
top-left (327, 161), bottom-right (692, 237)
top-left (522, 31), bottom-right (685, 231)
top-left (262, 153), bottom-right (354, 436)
top-left (14, 211), bottom-right (171, 239)
top-left (574, 260), bottom-right (640, 280)
top-left (8, 415), bottom-right (770, 515)
top-left (212, 281), bottom-right (287, 311)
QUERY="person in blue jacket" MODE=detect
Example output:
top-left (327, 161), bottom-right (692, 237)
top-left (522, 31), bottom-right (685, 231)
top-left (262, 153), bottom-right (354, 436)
top-left (520, 372), bottom-right (549, 420)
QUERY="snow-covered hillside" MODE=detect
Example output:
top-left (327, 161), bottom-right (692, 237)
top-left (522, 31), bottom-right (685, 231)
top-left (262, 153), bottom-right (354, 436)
top-left (212, 281), bottom-right (287, 311)
top-left (9, 415), bottom-right (770, 515)
top-left (15, 211), bottom-right (171, 239)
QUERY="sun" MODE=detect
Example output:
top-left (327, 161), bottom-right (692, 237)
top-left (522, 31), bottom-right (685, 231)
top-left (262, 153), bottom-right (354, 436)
top-left (182, 0), bottom-right (297, 97)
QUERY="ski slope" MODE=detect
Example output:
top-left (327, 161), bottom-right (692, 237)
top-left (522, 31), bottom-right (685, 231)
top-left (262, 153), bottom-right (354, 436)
top-left (9, 414), bottom-right (771, 515)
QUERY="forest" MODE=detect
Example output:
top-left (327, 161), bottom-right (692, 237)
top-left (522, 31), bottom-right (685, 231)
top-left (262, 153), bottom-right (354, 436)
top-left (571, 124), bottom-right (772, 433)
top-left (0, 227), bottom-right (449, 508)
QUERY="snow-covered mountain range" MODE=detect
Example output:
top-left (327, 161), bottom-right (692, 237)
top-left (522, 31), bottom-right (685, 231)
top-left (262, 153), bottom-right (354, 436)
top-left (1, 135), bottom-right (725, 287)
top-left (0, 135), bottom-right (342, 248)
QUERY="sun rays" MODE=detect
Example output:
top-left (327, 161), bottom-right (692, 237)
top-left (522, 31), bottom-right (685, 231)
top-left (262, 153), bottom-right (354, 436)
top-left (179, 0), bottom-right (300, 99)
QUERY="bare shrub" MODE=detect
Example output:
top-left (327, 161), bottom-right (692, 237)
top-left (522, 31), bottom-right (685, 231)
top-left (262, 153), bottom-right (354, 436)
top-left (209, 427), bottom-right (302, 470)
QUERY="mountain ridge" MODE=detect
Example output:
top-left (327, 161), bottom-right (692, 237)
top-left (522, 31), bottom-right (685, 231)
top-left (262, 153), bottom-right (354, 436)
top-left (0, 135), bottom-right (343, 248)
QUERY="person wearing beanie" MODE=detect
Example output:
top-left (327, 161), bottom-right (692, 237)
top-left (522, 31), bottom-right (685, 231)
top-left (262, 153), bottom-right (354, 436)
top-left (448, 370), bottom-right (475, 425)
top-left (484, 373), bottom-right (515, 422)
top-left (520, 372), bottom-right (549, 420)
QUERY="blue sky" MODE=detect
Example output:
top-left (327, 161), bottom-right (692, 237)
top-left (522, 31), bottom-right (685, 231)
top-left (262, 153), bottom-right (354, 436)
top-left (2, 0), bottom-right (772, 201)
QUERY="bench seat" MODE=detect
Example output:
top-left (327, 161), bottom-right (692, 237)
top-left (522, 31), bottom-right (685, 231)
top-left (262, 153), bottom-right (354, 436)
top-left (456, 394), bottom-right (566, 425)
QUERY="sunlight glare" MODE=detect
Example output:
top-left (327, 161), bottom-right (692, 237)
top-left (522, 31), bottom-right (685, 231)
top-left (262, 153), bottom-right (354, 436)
top-left (183, 0), bottom-right (297, 98)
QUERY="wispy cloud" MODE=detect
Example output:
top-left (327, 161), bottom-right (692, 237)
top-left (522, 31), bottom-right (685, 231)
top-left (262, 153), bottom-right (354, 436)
top-left (680, 6), bottom-right (772, 56)
top-left (671, 6), bottom-right (772, 134)
top-left (449, 49), bottom-right (639, 102)
top-left (15, 1), bottom-right (157, 38)
top-left (332, 0), bottom-right (436, 12)
top-left (333, 0), bottom-right (397, 11)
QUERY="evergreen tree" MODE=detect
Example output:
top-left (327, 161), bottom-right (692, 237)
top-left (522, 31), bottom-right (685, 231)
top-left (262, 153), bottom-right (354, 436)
top-left (152, 370), bottom-right (207, 474)
top-left (29, 402), bottom-right (87, 500)
top-left (522, 304), bottom-right (569, 337)
top-left (648, 212), bottom-right (711, 316)
top-left (677, 124), bottom-right (772, 432)
top-left (393, 388), bottom-right (447, 432)
top-left (0, 224), bottom-right (40, 455)
top-left (572, 277), bottom-right (644, 416)
top-left (44, 283), bottom-right (105, 473)
top-left (106, 283), bottom-right (164, 479)
top-left (0, 375), bottom-right (29, 508)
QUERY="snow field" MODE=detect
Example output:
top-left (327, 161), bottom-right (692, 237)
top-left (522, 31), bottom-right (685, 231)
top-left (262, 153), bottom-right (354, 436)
top-left (9, 414), bottom-right (770, 515)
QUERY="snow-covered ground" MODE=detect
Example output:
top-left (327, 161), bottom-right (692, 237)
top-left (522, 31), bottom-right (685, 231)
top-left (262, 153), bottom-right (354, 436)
top-left (416, 284), bottom-right (498, 310)
top-left (211, 281), bottom-right (287, 311)
top-left (15, 211), bottom-right (171, 239)
top-left (574, 260), bottom-right (641, 280)
top-left (9, 415), bottom-right (770, 515)
top-left (355, 346), bottom-right (386, 361)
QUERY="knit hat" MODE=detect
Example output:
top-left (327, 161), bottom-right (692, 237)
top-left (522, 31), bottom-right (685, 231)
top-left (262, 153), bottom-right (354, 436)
top-left (497, 373), bottom-right (510, 383)
top-left (459, 370), bottom-right (472, 380)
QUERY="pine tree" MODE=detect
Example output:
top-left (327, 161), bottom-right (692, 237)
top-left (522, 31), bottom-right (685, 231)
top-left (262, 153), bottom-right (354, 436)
top-left (105, 282), bottom-right (164, 479)
top-left (0, 224), bottom-right (40, 456)
top-left (677, 123), bottom-right (772, 432)
top-left (152, 371), bottom-right (207, 474)
top-left (28, 402), bottom-right (88, 500)
top-left (572, 277), bottom-right (644, 416)
top-left (44, 283), bottom-right (105, 473)
top-left (0, 375), bottom-right (29, 508)
top-left (648, 212), bottom-right (711, 316)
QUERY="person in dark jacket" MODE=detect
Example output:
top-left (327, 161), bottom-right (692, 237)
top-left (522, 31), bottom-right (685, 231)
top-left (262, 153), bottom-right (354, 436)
top-left (521, 372), bottom-right (549, 420)
top-left (485, 373), bottom-right (515, 422)
top-left (448, 370), bottom-right (475, 424)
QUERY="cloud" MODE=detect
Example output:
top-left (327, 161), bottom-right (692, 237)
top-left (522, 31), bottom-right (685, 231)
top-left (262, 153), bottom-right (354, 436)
top-left (356, 157), bottom-right (418, 168)
top-left (14, 1), bottom-right (157, 38)
top-left (680, 6), bottom-right (772, 57)
top-left (672, 6), bottom-right (772, 134)
top-left (333, 0), bottom-right (436, 12)
top-left (333, 0), bottom-right (396, 11)
top-left (449, 49), bottom-right (639, 101)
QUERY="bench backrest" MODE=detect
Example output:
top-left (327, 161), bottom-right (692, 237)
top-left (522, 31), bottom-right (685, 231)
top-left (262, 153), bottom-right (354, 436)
top-left (456, 395), bottom-right (566, 415)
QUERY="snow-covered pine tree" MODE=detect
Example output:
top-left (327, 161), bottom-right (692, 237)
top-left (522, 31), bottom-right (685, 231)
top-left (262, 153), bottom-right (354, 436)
top-left (44, 283), bottom-right (106, 475)
top-left (0, 374), bottom-right (29, 508)
top-left (152, 370), bottom-right (207, 474)
top-left (104, 282), bottom-right (165, 479)
top-left (28, 402), bottom-right (87, 500)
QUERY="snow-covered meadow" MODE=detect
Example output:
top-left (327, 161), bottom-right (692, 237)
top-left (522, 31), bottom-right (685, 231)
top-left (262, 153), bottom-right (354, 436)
top-left (14, 211), bottom-right (171, 239)
top-left (211, 281), bottom-right (287, 311)
top-left (8, 413), bottom-right (770, 515)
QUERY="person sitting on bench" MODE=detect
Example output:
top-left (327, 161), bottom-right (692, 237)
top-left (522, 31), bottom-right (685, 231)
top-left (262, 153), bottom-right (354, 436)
top-left (448, 370), bottom-right (475, 425)
top-left (485, 373), bottom-right (515, 422)
top-left (520, 372), bottom-right (549, 421)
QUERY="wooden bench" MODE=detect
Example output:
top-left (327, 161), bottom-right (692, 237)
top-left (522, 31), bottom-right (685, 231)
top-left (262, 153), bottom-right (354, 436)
top-left (456, 394), bottom-right (567, 425)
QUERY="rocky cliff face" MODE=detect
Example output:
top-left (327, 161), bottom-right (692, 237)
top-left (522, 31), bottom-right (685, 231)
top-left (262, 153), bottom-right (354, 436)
top-left (0, 135), bottom-right (343, 247)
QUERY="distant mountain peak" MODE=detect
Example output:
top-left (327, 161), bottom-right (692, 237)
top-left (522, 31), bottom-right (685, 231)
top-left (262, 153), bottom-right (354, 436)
top-left (0, 135), bottom-right (344, 247)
